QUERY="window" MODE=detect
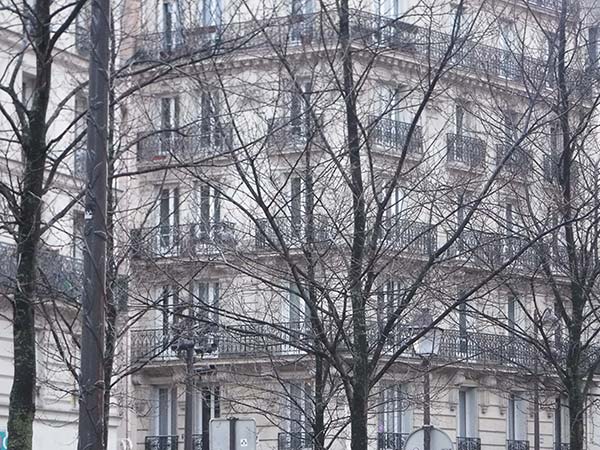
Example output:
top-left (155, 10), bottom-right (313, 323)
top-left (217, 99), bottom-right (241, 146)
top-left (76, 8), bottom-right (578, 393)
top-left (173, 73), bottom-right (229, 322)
top-left (157, 187), bottom-right (180, 254)
top-left (377, 279), bottom-right (407, 325)
top-left (75, 0), bottom-right (91, 54)
top-left (201, 0), bottom-right (223, 27)
top-left (192, 183), bottom-right (221, 240)
top-left (289, 0), bottom-right (313, 41)
top-left (74, 94), bottom-right (87, 178)
top-left (194, 386), bottom-right (221, 450)
top-left (457, 388), bottom-right (478, 439)
top-left (457, 299), bottom-right (469, 352)
top-left (289, 81), bottom-right (311, 139)
top-left (160, 97), bottom-right (179, 154)
top-left (162, 1), bottom-right (183, 51)
top-left (22, 73), bottom-right (35, 110)
top-left (285, 382), bottom-right (313, 450)
top-left (378, 384), bottom-right (411, 442)
top-left (377, 0), bottom-right (406, 18)
top-left (554, 397), bottom-right (570, 447)
top-left (507, 393), bottom-right (528, 442)
top-left (72, 210), bottom-right (85, 259)
top-left (589, 25), bottom-right (599, 69)
top-left (498, 21), bottom-right (516, 51)
top-left (200, 91), bottom-right (222, 147)
top-left (158, 285), bottom-right (180, 337)
top-left (153, 387), bottom-right (177, 436)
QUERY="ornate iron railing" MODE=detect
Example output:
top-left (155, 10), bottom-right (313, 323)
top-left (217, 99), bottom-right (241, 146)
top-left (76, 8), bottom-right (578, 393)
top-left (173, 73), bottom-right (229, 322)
top-left (453, 230), bottom-right (502, 266)
top-left (377, 432), bottom-right (409, 450)
top-left (278, 432), bottom-right (313, 450)
top-left (193, 432), bottom-right (209, 450)
top-left (507, 440), bottom-right (530, 450)
top-left (255, 215), bottom-right (335, 250)
top-left (137, 125), bottom-right (233, 163)
top-left (457, 437), bottom-right (481, 450)
top-left (131, 221), bottom-right (236, 259)
top-left (496, 144), bottom-right (531, 176)
top-left (133, 10), bottom-right (569, 90)
top-left (387, 219), bottom-right (437, 256)
top-left (439, 330), bottom-right (535, 367)
top-left (371, 117), bottom-right (423, 156)
top-left (145, 435), bottom-right (179, 450)
top-left (447, 133), bottom-right (486, 168)
top-left (0, 241), bottom-right (83, 299)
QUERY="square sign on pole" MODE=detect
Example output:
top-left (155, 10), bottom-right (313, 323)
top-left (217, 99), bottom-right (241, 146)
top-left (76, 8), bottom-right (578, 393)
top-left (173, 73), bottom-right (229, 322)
top-left (210, 418), bottom-right (256, 450)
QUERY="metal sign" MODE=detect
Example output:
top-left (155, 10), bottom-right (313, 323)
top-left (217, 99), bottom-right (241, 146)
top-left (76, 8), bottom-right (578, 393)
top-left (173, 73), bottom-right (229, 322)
top-left (0, 431), bottom-right (7, 450)
top-left (403, 427), bottom-right (453, 450)
top-left (210, 418), bottom-right (256, 450)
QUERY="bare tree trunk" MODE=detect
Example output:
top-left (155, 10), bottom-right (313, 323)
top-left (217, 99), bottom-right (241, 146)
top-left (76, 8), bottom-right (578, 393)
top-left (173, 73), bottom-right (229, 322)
top-left (8, 0), bottom-right (52, 446)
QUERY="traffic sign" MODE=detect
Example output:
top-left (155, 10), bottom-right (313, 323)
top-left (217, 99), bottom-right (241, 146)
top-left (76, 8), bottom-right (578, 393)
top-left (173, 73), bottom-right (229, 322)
top-left (210, 418), bottom-right (256, 450)
top-left (403, 427), bottom-right (453, 450)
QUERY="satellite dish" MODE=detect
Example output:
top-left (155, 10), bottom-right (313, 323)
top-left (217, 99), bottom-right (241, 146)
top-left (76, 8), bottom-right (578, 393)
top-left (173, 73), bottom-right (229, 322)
top-left (403, 426), bottom-right (454, 450)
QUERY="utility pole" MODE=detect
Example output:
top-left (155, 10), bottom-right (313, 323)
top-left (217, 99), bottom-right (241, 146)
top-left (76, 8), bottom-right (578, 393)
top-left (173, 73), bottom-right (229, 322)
top-left (77, 0), bottom-right (110, 445)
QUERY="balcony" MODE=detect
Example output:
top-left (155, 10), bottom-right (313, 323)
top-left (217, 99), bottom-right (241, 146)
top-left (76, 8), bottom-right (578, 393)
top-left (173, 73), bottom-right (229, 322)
top-left (131, 321), bottom-right (310, 363)
top-left (137, 126), bottom-right (232, 163)
top-left (554, 444), bottom-right (570, 450)
top-left (377, 432), bottom-right (409, 450)
top-left (453, 230), bottom-right (502, 267)
top-left (268, 116), bottom-right (316, 147)
top-left (131, 221), bottom-right (236, 259)
top-left (145, 436), bottom-right (178, 450)
top-left (255, 216), bottom-right (334, 250)
top-left (193, 432), bottom-right (208, 450)
top-left (278, 432), bottom-right (313, 450)
top-left (370, 117), bottom-right (423, 157)
top-left (439, 330), bottom-right (535, 367)
top-left (507, 440), bottom-right (530, 450)
top-left (457, 437), bottom-right (481, 450)
top-left (446, 133), bottom-right (485, 169)
top-left (0, 241), bottom-right (82, 299)
top-left (496, 144), bottom-right (531, 177)
top-left (387, 219), bottom-right (437, 256)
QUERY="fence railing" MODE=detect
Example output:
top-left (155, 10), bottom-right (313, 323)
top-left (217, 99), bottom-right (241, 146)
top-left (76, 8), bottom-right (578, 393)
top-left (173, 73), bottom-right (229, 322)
top-left (446, 133), bottom-right (486, 168)
top-left (133, 10), bottom-right (563, 89)
top-left (278, 432), bottom-right (313, 450)
top-left (131, 221), bottom-right (236, 258)
top-left (137, 126), bottom-right (233, 162)
top-left (387, 219), bottom-right (437, 256)
top-left (377, 432), bottom-right (409, 450)
top-left (370, 117), bottom-right (423, 156)
top-left (496, 144), bottom-right (531, 176)
top-left (145, 436), bottom-right (179, 450)
top-left (255, 215), bottom-right (335, 250)
top-left (0, 241), bottom-right (83, 299)
top-left (457, 437), bottom-right (481, 450)
top-left (507, 440), bottom-right (530, 450)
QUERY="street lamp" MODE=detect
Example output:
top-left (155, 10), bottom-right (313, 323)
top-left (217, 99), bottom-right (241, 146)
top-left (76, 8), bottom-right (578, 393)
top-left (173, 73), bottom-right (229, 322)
top-left (411, 309), bottom-right (442, 450)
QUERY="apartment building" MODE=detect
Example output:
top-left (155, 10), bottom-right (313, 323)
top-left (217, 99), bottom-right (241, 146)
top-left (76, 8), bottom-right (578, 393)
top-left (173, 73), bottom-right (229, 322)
top-left (122, 1), bottom-right (600, 450)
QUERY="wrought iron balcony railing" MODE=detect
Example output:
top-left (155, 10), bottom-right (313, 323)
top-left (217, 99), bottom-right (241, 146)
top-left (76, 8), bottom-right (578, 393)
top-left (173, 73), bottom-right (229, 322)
top-left (0, 241), bottom-right (82, 299)
top-left (507, 440), bottom-right (530, 450)
top-left (446, 133), bottom-right (486, 169)
top-left (131, 221), bottom-right (236, 259)
top-left (131, 321), bottom-right (310, 363)
top-left (554, 444), bottom-right (570, 450)
top-left (387, 219), bottom-right (437, 256)
top-left (193, 432), bottom-right (209, 450)
top-left (137, 126), bottom-right (233, 163)
top-left (255, 215), bottom-right (334, 250)
top-left (132, 10), bottom-right (569, 90)
top-left (457, 437), bottom-right (481, 450)
top-left (145, 435), bottom-right (179, 450)
top-left (439, 330), bottom-right (535, 367)
top-left (370, 117), bottom-right (423, 157)
top-left (377, 432), bottom-right (409, 450)
top-left (453, 230), bottom-right (502, 266)
top-left (496, 144), bottom-right (531, 176)
top-left (268, 116), bottom-right (316, 145)
top-left (278, 432), bottom-right (313, 450)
